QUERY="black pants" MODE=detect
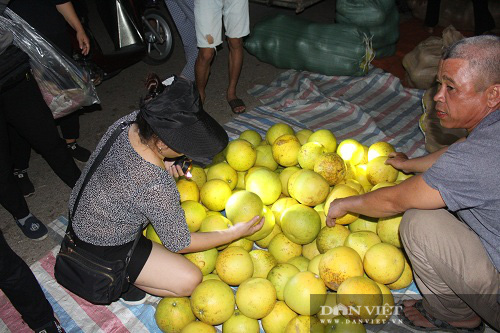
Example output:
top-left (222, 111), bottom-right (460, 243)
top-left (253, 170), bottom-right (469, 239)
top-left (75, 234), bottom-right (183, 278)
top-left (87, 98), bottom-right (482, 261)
top-left (425, 0), bottom-right (495, 35)
top-left (0, 230), bottom-right (55, 330)
top-left (0, 72), bottom-right (81, 219)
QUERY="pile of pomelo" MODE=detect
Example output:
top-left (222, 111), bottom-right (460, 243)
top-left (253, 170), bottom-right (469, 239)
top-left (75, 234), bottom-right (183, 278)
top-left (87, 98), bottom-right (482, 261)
top-left (148, 123), bottom-right (415, 333)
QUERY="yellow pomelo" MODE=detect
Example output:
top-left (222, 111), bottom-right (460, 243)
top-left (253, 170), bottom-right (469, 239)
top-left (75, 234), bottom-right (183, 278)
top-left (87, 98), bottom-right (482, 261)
top-left (200, 179), bottom-right (232, 211)
top-left (155, 297), bottom-right (195, 333)
top-left (225, 190), bottom-right (264, 224)
top-left (244, 166), bottom-right (267, 183)
top-left (386, 259), bottom-right (413, 290)
top-left (367, 141), bottom-right (395, 161)
top-left (337, 139), bottom-right (364, 166)
top-left (302, 239), bottom-right (321, 260)
top-left (255, 223), bottom-right (282, 249)
top-left (336, 276), bottom-right (383, 321)
top-left (199, 214), bottom-right (232, 250)
top-left (397, 171), bottom-right (413, 181)
top-left (227, 237), bottom-right (254, 252)
top-left (285, 316), bottom-right (324, 333)
top-left (296, 129), bottom-right (314, 145)
top-left (363, 243), bottom-right (405, 284)
top-left (361, 145), bottom-right (369, 163)
top-left (222, 309), bottom-right (260, 333)
top-left (307, 254), bottom-right (323, 275)
top-left (319, 246), bottom-right (364, 291)
top-left (281, 204), bottom-right (322, 244)
top-left (236, 277), bottom-right (277, 319)
top-left (180, 321), bottom-right (216, 333)
top-left (146, 224), bottom-right (162, 245)
top-left (314, 153), bottom-right (346, 186)
top-left (216, 246), bottom-right (254, 286)
top-left (284, 271), bottom-right (327, 315)
top-left (268, 233), bottom-right (302, 264)
top-left (271, 197), bottom-right (299, 226)
top-left (239, 129), bottom-right (262, 147)
top-left (341, 179), bottom-right (364, 194)
top-left (298, 142), bottom-right (325, 170)
top-left (250, 249), bottom-right (278, 278)
top-left (226, 139), bottom-right (257, 171)
top-left (202, 273), bottom-right (221, 282)
top-left (375, 282), bottom-right (395, 324)
top-left (261, 301), bottom-right (298, 333)
top-left (207, 162), bottom-right (238, 190)
top-left (288, 169), bottom-right (330, 206)
top-left (177, 179), bottom-right (200, 202)
top-left (255, 145), bottom-right (279, 171)
top-left (245, 168), bottom-right (282, 205)
top-left (366, 156), bottom-right (398, 185)
top-left (184, 248), bottom-right (218, 275)
top-left (307, 129), bottom-right (337, 153)
top-left (287, 255), bottom-right (310, 272)
top-left (272, 134), bottom-right (301, 167)
top-left (246, 205), bottom-right (276, 241)
top-left (354, 164), bottom-right (371, 186)
top-left (349, 216), bottom-right (378, 233)
top-left (316, 225), bottom-right (351, 254)
top-left (344, 161), bottom-right (357, 181)
top-left (323, 185), bottom-right (360, 225)
top-left (267, 263), bottom-right (300, 301)
top-left (190, 279), bottom-right (235, 325)
top-left (343, 231), bottom-right (382, 261)
top-left (278, 166), bottom-right (301, 196)
top-left (211, 150), bottom-right (226, 164)
top-left (266, 123), bottom-right (295, 145)
top-left (206, 211), bottom-right (222, 217)
top-left (317, 292), bottom-right (340, 322)
top-left (235, 171), bottom-right (246, 190)
top-left (324, 315), bottom-right (367, 333)
top-left (377, 214), bottom-right (403, 248)
top-left (189, 164), bottom-right (207, 189)
top-left (181, 200), bottom-right (207, 232)
top-left (370, 181), bottom-right (396, 191)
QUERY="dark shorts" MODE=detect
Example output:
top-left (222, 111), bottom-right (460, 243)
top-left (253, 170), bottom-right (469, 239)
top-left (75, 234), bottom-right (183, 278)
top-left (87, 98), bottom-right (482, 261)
top-left (73, 233), bottom-right (153, 283)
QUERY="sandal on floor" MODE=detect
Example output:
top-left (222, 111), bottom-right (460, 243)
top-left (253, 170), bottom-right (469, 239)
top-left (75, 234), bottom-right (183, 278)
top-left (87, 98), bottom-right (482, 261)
top-left (228, 98), bottom-right (246, 114)
top-left (397, 300), bottom-right (485, 333)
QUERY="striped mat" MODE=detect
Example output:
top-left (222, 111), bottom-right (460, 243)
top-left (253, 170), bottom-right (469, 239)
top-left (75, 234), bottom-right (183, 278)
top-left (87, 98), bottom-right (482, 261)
top-left (1, 68), bottom-right (434, 332)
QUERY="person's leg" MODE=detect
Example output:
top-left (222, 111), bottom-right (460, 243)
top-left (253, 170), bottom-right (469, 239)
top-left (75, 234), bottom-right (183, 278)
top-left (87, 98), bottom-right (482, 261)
top-left (3, 73), bottom-right (81, 188)
top-left (0, 231), bottom-right (57, 330)
top-left (194, 0), bottom-right (222, 104)
top-left (8, 125), bottom-right (35, 197)
top-left (57, 111), bottom-right (90, 162)
top-left (424, 0), bottom-right (441, 32)
top-left (471, 0), bottom-right (496, 35)
top-left (400, 209), bottom-right (500, 330)
top-left (165, 0), bottom-right (198, 81)
top-left (226, 37), bottom-right (244, 112)
top-left (133, 242), bottom-right (202, 297)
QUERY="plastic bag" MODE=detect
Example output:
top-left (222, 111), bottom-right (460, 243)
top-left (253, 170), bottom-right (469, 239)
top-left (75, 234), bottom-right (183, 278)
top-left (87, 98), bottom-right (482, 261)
top-left (0, 8), bottom-right (99, 118)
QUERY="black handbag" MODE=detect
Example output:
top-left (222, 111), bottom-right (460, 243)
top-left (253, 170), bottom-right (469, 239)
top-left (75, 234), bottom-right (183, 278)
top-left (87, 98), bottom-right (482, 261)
top-left (54, 121), bottom-right (142, 305)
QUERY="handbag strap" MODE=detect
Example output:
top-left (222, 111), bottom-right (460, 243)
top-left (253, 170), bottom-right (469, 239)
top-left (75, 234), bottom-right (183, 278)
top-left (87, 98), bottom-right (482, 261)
top-left (68, 120), bottom-right (142, 263)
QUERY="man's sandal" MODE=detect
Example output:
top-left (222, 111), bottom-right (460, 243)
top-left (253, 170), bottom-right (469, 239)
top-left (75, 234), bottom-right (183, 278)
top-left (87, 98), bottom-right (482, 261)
top-left (228, 98), bottom-right (246, 114)
top-left (398, 300), bottom-right (485, 332)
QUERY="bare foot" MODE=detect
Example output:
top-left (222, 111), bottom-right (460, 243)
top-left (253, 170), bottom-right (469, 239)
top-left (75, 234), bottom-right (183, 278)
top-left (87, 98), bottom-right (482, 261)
top-left (403, 300), bottom-right (482, 329)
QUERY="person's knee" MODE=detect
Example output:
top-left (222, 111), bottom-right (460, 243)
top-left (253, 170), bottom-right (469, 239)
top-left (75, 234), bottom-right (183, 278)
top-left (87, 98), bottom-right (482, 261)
top-left (227, 37), bottom-right (243, 50)
top-left (177, 267), bottom-right (202, 296)
top-left (197, 48), bottom-right (214, 64)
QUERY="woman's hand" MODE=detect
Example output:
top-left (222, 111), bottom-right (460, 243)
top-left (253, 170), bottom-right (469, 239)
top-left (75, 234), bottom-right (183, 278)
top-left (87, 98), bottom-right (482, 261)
top-left (76, 30), bottom-right (90, 55)
top-left (230, 216), bottom-right (265, 239)
top-left (326, 198), bottom-right (349, 227)
top-left (164, 160), bottom-right (184, 178)
top-left (385, 152), bottom-right (410, 172)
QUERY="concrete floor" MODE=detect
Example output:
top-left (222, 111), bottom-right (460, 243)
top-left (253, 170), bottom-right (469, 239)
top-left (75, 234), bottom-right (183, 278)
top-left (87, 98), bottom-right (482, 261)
top-left (1, 1), bottom-right (336, 265)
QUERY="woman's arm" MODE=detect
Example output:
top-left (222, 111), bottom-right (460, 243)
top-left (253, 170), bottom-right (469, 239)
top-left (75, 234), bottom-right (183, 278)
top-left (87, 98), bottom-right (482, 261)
top-left (178, 216), bottom-right (265, 253)
top-left (55, 2), bottom-right (89, 55)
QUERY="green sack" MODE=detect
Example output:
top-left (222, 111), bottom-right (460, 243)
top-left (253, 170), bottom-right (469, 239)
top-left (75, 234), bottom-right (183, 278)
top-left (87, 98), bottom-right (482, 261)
top-left (374, 43), bottom-right (397, 59)
top-left (336, 0), bottom-right (396, 27)
top-left (244, 15), bottom-right (373, 77)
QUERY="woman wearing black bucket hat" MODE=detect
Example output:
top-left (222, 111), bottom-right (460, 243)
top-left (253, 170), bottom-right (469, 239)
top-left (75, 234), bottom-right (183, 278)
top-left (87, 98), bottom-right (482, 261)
top-left (65, 74), bottom-right (264, 304)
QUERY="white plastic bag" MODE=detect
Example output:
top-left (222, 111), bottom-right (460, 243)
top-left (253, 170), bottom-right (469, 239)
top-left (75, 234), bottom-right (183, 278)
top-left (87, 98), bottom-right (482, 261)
top-left (0, 8), bottom-right (100, 118)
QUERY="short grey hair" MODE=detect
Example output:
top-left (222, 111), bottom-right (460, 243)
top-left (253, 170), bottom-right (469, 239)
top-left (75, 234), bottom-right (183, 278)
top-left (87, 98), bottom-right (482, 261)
top-left (442, 35), bottom-right (500, 91)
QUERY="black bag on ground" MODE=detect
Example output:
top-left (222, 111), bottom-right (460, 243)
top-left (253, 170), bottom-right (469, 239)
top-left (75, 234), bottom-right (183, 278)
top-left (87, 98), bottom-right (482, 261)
top-left (54, 121), bottom-right (141, 305)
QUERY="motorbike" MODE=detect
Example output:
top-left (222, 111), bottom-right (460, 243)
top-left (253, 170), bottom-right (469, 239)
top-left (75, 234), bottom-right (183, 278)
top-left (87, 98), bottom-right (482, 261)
top-left (72, 0), bottom-right (174, 85)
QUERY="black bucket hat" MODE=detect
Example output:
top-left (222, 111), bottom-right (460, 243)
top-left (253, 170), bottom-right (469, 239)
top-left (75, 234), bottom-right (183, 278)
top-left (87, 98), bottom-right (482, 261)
top-left (139, 76), bottom-right (228, 160)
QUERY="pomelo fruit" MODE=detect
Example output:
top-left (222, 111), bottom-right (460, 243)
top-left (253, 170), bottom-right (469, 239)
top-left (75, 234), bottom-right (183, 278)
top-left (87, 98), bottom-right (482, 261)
top-left (236, 277), bottom-right (277, 319)
top-left (316, 292), bottom-right (339, 322)
top-left (199, 214), bottom-right (233, 250)
top-left (354, 164), bottom-right (371, 187)
top-left (386, 259), bottom-right (413, 290)
top-left (255, 145), bottom-right (279, 171)
top-left (363, 243), bottom-right (405, 284)
top-left (366, 156), bottom-right (398, 185)
top-left (324, 315), bottom-right (367, 333)
top-left (227, 237), bottom-right (254, 252)
top-left (215, 246), bottom-right (254, 286)
top-left (245, 168), bottom-right (282, 205)
top-left (370, 181), bottom-right (396, 191)
top-left (337, 139), bottom-right (364, 166)
top-left (271, 197), bottom-right (299, 226)
top-left (298, 142), bottom-right (325, 170)
top-left (181, 200), bottom-right (206, 232)
top-left (225, 190), bottom-right (264, 224)
top-left (296, 129), bottom-right (314, 145)
top-left (397, 171), bottom-right (413, 181)
top-left (278, 166), bottom-right (301, 196)
top-left (155, 297), bottom-right (195, 332)
top-left (225, 139), bottom-right (257, 171)
top-left (261, 300), bottom-right (298, 333)
top-left (255, 223), bottom-right (282, 249)
top-left (349, 216), bottom-right (378, 233)
top-left (180, 321), bottom-right (216, 333)
top-left (246, 205), bottom-right (275, 241)
top-left (367, 141), bottom-right (395, 161)
top-left (189, 164), bottom-right (207, 189)
top-left (200, 179), bottom-right (232, 211)
top-left (341, 179), bottom-right (364, 194)
top-left (281, 204), bottom-right (322, 244)
top-left (307, 254), bottom-right (323, 275)
top-left (184, 248), bottom-right (218, 275)
top-left (284, 271), bottom-right (327, 315)
top-left (302, 239), bottom-right (321, 260)
top-left (267, 263), bottom-right (300, 301)
top-left (272, 134), bottom-right (302, 167)
top-left (316, 225), bottom-right (351, 254)
top-left (268, 233), bottom-right (302, 264)
top-left (288, 169), bottom-right (330, 206)
top-left (287, 255), bottom-right (310, 272)
top-left (336, 276), bottom-right (383, 321)
top-left (314, 152), bottom-right (346, 186)
top-left (285, 316), bottom-right (324, 333)
top-left (266, 123), bottom-right (295, 145)
top-left (377, 214), bottom-right (403, 248)
top-left (307, 129), bottom-right (337, 153)
top-left (146, 224), bottom-right (162, 245)
top-left (176, 179), bottom-right (200, 202)
top-left (374, 282), bottom-right (395, 324)
top-left (207, 162), bottom-right (238, 190)
top-left (250, 249), bottom-right (278, 278)
top-left (202, 273), bottom-right (221, 282)
top-left (323, 184), bottom-right (360, 225)
top-left (239, 129), bottom-right (262, 147)
top-left (222, 309), bottom-right (260, 333)
top-left (343, 231), bottom-right (382, 261)
top-left (235, 171), bottom-right (246, 189)
top-left (190, 279), bottom-right (235, 325)
top-left (319, 246), bottom-right (364, 291)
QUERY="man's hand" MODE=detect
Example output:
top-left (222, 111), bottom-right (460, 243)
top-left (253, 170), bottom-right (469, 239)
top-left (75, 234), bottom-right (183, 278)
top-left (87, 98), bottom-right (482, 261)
top-left (326, 198), bottom-right (349, 227)
top-left (76, 30), bottom-right (90, 55)
top-left (385, 152), bottom-right (410, 173)
top-left (231, 216), bottom-right (265, 238)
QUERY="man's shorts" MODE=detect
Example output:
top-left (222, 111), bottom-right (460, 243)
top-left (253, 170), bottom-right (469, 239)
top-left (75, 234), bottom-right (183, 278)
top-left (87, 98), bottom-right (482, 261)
top-left (194, 0), bottom-right (249, 48)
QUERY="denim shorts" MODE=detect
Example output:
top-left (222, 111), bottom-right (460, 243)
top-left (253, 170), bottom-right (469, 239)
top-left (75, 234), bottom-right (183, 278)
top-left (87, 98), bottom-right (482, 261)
top-left (194, 0), bottom-right (249, 48)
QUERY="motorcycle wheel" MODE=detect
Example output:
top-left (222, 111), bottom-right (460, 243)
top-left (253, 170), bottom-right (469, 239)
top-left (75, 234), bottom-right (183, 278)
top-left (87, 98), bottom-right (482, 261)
top-left (142, 9), bottom-right (174, 65)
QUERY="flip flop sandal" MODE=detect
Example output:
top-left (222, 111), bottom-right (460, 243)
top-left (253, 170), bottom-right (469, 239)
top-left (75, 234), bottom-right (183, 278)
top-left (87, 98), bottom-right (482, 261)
top-left (228, 98), bottom-right (246, 114)
top-left (397, 300), bottom-right (485, 332)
